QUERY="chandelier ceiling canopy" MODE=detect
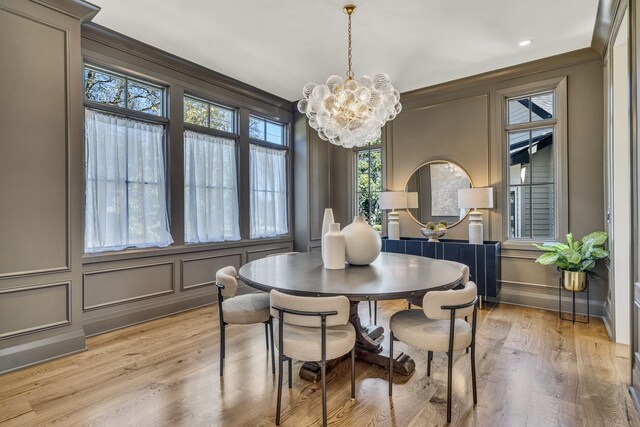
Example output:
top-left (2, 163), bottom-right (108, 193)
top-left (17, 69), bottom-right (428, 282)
top-left (297, 4), bottom-right (402, 148)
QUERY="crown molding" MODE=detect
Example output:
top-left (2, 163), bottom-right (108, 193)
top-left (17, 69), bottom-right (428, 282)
top-left (81, 23), bottom-right (293, 112)
top-left (31, 0), bottom-right (100, 22)
top-left (592, 0), bottom-right (624, 57)
top-left (400, 48), bottom-right (601, 102)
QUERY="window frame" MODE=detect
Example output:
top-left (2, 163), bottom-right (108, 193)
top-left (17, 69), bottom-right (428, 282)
top-left (82, 62), bottom-right (172, 253)
top-left (248, 113), bottom-right (290, 239)
top-left (497, 77), bottom-right (568, 250)
top-left (83, 63), bottom-right (168, 123)
top-left (183, 94), bottom-right (239, 136)
top-left (353, 141), bottom-right (383, 229)
top-left (182, 93), bottom-right (241, 245)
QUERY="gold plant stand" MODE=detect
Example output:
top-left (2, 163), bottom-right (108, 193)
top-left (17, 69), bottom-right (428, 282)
top-left (558, 273), bottom-right (590, 324)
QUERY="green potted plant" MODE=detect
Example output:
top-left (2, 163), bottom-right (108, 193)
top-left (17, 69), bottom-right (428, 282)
top-left (533, 231), bottom-right (609, 292)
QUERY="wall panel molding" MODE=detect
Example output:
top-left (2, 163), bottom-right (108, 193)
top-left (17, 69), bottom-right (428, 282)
top-left (83, 261), bottom-right (175, 311)
top-left (0, 5), bottom-right (71, 279)
top-left (0, 281), bottom-right (71, 339)
top-left (180, 252), bottom-right (242, 290)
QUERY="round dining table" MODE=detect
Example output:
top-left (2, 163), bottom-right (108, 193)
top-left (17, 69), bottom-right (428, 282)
top-left (239, 251), bottom-right (463, 381)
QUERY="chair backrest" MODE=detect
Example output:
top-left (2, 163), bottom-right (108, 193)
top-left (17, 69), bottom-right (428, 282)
top-left (265, 252), bottom-right (300, 258)
top-left (440, 260), bottom-right (470, 284)
top-left (270, 290), bottom-right (350, 327)
top-left (216, 266), bottom-right (238, 298)
top-left (422, 281), bottom-right (477, 320)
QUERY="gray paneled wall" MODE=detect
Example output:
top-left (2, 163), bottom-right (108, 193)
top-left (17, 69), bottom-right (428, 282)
top-left (0, 1), bottom-right (296, 374)
top-left (0, 0), bottom-right (94, 374)
top-left (317, 49), bottom-right (605, 316)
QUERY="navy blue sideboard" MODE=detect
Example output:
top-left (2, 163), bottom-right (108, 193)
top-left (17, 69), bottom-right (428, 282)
top-left (381, 237), bottom-right (501, 299)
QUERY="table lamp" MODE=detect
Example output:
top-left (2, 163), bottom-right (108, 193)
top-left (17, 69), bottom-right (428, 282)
top-left (406, 192), bottom-right (418, 210)
top-left (458, 187), bottom-right (494, 244)
top-left (379, 192), bottom-right (407, 240)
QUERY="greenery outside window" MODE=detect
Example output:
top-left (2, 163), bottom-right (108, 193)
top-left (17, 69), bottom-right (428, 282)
top-left (354, 142), bottom-right (382, 231)
top-left (84, 65), bottom-right (164, 116)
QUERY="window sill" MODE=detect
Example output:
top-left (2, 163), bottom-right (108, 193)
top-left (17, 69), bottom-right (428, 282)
top-left (501, 238), bottom-right (555, 252)
top-left (82, 235), bottom-right (294, 265)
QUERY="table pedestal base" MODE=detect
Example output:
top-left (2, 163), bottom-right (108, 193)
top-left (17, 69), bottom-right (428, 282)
top-left (298, 301), bottom-right (415, 382)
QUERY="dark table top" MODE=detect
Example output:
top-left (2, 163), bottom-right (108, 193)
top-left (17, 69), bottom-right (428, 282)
top-left (238, 252), bottom-right (462, 301)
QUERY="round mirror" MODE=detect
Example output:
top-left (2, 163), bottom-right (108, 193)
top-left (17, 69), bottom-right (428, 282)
top-left (404, 160), bottom-right (473, 229)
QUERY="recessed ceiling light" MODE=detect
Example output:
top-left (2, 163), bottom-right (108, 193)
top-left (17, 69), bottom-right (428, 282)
top-left (519, 39), bottom-right (532, 47)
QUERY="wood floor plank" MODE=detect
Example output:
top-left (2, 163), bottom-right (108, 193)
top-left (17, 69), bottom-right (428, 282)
top-left (0, 301), bottom-right (638, 426)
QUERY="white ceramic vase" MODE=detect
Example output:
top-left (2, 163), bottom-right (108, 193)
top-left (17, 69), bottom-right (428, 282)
top-left (342, 216), bottom-right (382, 265)
top-left (321, 208), bottom-right (335, 263)
top-left (323, 223), bottom-right (345, 270)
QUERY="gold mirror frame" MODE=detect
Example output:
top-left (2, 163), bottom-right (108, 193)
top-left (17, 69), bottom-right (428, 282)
top-left (404, 160), bottom-right (474, 229)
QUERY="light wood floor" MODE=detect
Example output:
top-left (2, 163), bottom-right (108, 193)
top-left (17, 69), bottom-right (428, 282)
top-left (1, 301), bottom-right (639, 426)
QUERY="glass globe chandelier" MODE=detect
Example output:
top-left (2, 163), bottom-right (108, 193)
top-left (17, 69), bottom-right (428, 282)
top-left (297, 4), bottom-right (402, 148)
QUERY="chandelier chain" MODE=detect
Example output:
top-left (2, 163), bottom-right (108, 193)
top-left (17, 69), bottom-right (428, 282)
top-left (347, 11), bottom-right (353, 80)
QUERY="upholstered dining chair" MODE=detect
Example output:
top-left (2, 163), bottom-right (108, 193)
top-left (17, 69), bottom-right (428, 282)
top-left (215, 266), bottom-right (275, 377)
top-left (407, 260), bottom-right (470, 309)
top-left (389, 281), bottom-right (478, 424)
top-left (270, 290), bottom-right (356, 427)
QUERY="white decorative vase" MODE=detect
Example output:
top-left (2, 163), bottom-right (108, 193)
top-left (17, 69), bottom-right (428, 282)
top-left (321, 208), bottom-right (335, 263)
top-left (323, 223), bottom-right (345, 270)
top-left (342, 216), bottom-right (382, 265)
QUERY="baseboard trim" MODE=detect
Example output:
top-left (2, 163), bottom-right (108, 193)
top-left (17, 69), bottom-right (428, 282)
top-left (495, 282), bottom-right (604, 317)
top-left (83, 292), bottom-right (215, 337)
top-left (0, 329), bottom-right (86, 375)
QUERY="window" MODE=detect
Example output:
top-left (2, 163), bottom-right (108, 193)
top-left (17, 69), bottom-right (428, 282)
top-left (249, 116), bottom-right (288, 238)
top-left (84, 65), bottom-right (163, 116)
top-left (184, 95), bottom-right (235, 133)
top-left (355, 144), bottom-right (382, 231)
top-left (184, 131), bottom-right (240, 243)
top-left (83, 65), bottom-right (172, 253)
top-left (505, 90), bottom-right (557, 240)
top-left (250, 116), bottom-right (285, 145)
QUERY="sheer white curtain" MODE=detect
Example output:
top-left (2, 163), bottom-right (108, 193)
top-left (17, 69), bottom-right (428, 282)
top-left (84, 109), bottom-right (173, 253)
top-left (249, 144), bottom-right (288, 238)
top-left (184, 130), bottom-right (240, 243)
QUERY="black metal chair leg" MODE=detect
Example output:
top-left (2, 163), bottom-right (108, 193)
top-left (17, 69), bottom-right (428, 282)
top-left (288, 358), bottom-right (293, 389)
top-left (264, 322), bottom-right (269, 351)
top-left (447, 351), bottom-right (453, 423)
top-left (471, 344), bottom-right (477, 405)
top-left (269, 318), bottom-right (275, 375)
top-left (374, 301), bottom-right (377, 325)
top-left (408, 301), bottom-right (412, 309)
top-left (351, 346), bottom-right (356, 399)
top-left (276, 354), bottom-right (283, 425)
top-left (219, 323), bottom-right (225, 377)
top-left (388, 331), bottom-right (394, 396)
top-left (369, 300), bottom-right (372, 322)
top-left (427, 351), bottom-right (432, 377)
top-left (321, 358), bottom-right (327, 427)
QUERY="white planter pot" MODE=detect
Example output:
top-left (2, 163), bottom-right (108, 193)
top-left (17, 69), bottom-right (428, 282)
top-left (324, 223), bottom-right (345, 270)
top-left (342, 216), bottom-right (382, 265)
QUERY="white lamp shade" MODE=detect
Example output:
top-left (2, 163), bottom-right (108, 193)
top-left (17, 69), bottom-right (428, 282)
top-left (379, 191), bottom-right (407, 210)
top-left (458, 187), bottom-right (494, 209)
top-left (406, 192), bottom-right (419, 209)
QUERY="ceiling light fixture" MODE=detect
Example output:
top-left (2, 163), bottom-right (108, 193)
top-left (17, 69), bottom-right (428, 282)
top-left (519, 39), bottom-right (532, 47)
top-left (297, 4), bottom-right (401, 148)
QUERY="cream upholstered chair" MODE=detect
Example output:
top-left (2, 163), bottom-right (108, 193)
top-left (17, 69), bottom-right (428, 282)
top-left (389, 281), bottom-right (478, 424)
top-left (215, 266), bottom-right (274, 376)
top-left (270, 290), bottom-right (356, 427)
top-left (407, 260), bottom-right (470, 309)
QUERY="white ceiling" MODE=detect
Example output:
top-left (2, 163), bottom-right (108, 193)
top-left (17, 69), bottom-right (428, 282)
top-left (90, 0), bottom-right (600, 102)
